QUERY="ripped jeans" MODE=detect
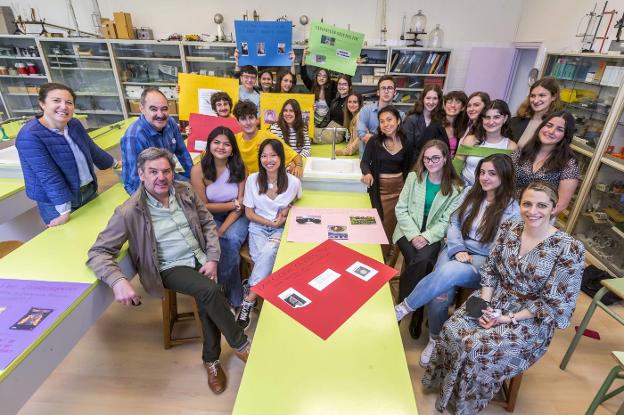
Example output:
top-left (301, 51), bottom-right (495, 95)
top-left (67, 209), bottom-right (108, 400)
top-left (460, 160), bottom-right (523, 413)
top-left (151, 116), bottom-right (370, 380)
top-left (248, 222), bottom-right (284, 287)
top-left (403, 245), bottom-right (486, 336)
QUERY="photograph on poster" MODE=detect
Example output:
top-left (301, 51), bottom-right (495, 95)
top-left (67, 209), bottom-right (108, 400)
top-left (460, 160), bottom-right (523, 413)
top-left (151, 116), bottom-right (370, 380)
top-left (278, 288), bottom-right (312, 308)
top-left (346, 261), bottom-right (379, 282)
top-left (296, 215), bottom-right (322, 224)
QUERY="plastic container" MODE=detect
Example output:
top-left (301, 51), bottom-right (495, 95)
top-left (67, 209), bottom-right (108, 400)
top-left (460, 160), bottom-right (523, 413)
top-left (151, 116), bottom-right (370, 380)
top-left (26, 63), bottom-right (39, 74)
top-left (15, 63), bottom-right (28, 75)
top-left (0, 66), bottom-right (8, 75)
top-left (429, 24), bottom-right (444, 48)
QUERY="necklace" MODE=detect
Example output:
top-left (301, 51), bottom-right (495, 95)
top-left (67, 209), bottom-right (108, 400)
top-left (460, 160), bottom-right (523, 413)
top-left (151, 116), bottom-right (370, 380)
top-left (268, 179), bottom-right (277, 189)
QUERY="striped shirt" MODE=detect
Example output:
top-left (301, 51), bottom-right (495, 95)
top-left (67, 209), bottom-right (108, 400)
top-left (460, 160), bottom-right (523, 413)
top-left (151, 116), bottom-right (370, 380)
top-left (269, 123), bottom-right (311, 158)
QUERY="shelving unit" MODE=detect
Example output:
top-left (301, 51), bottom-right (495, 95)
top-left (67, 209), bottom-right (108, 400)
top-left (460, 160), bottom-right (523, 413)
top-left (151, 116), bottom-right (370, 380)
top-left (387, 47), bottom-right (451, 110)
top-left (0, 35), bottom-right (49, 118)
top-left (544, 52), bottom-right (624, 277)
top-left (39, 38), bottom-right (124, 128)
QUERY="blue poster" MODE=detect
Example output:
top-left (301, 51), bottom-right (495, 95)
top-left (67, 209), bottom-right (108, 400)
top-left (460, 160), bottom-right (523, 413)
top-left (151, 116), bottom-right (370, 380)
top-left (234, 21), bottom-right (292, 66)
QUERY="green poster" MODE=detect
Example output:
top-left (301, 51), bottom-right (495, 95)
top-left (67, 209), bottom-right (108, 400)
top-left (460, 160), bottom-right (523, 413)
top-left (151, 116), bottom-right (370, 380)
top-left (305, 21), bottom-right (365, 76)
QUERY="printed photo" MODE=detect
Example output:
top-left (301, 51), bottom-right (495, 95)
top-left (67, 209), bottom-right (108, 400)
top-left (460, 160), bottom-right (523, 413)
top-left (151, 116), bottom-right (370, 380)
top-left (346, 261), bottom-right (379, 282)
top-left (328, 225), bottom-right (347, 232)
top-left (278, 288), bottom-right (312, 308)
top-left (350, 216), bottom-right (376, 225)
top-left (256, 42), bottom-right (266, 56)
top-left (296, 215), bottom-right (322, 224)
top-left (314, 54), bottom-right (326, 64)
top-left (277, 42), bottom-right (286, 54)
top-left (320, 35), bottom-right (336, 46)
top-left (240, 42), bottom-right (249, 56)
top-left (328, 230), bottom-right (348, 240)
top-left (263, 109), bottom-right (278, 124)
top-left (301, 111), bottom-right (311, 126)
top-left (10, 307), bottom-right (53, 331)
top-left (336, 49), bottom-right (352, 59)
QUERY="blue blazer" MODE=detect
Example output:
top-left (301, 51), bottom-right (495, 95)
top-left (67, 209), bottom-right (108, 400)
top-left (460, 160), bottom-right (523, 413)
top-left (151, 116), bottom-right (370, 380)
top-left (16, 117), bottom-right (114, 205)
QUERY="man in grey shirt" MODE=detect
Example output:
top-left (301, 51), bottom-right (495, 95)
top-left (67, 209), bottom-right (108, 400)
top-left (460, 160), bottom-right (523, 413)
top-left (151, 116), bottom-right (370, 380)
top-left (87, 147), bottom-right (249, 395)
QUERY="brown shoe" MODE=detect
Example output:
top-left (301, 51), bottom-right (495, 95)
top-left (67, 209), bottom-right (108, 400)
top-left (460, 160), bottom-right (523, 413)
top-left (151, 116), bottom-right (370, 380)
top-left (204, 360), bottom-right (226, 394)
top-left (233, 340), bottom-right (251, 363)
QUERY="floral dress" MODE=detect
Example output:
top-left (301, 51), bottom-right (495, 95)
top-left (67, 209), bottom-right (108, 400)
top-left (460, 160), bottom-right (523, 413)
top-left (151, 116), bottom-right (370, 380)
top-left (423, 220), bottom-right (585, 414)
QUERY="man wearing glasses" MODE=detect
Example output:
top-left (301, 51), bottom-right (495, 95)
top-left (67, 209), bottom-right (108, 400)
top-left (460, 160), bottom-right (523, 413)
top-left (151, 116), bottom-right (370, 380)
top-left (238, 65), bottom-right (260, 117)
top-left (356, 75), bottom-right (404, 153)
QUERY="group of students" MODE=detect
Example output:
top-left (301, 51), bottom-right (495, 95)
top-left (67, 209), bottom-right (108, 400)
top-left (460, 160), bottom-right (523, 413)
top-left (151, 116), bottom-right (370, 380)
top-left (14, 62), bottom-right (587, 412)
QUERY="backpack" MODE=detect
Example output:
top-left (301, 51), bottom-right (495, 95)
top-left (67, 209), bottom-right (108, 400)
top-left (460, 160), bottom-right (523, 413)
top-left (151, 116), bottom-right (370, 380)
top-left (581, 265), bottom-right (620, 306)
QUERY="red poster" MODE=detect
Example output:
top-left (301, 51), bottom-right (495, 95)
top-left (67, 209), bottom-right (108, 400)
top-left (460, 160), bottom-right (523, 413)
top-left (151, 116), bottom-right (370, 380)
top-left (252, 240), bottom-right (397, 340)
top-left (186, 113), bottom-right (242, 152)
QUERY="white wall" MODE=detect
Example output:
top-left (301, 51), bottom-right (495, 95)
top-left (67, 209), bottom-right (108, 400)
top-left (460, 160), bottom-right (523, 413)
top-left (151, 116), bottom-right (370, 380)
top-left (1, 0), bottom-right (525, 90)
top-left (515, 0), bottom-right (624, 53)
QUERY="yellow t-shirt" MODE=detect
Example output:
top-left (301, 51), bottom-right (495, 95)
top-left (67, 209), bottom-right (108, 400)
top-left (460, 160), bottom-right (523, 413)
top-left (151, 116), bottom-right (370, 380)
top-left (235, 129), bottom-right (298, 174)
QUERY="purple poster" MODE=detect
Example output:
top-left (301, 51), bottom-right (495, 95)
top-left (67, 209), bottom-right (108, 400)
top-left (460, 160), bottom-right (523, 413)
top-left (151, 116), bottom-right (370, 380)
top-left (0, 279), bottom-right (92, 370)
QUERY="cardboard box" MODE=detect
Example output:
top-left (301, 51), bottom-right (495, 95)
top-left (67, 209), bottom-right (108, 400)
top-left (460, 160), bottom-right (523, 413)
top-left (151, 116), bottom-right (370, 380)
top-left (7, 85), bottom-right (27, 94)
top-left (113, 12), bottom-right (135, 39)
top-left (101, 18), bottom-right (117, 39)
top-left (26, 86), bottom-right (40, 94)
top-left (129, 99), bottom-right (141, 113)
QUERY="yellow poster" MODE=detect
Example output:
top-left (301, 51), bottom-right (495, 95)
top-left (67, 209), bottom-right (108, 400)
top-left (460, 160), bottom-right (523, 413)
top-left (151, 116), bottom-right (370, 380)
top-left (259, 93), bottom-right (315, 136)
top-left (178, 73), bottom-right (239, 121)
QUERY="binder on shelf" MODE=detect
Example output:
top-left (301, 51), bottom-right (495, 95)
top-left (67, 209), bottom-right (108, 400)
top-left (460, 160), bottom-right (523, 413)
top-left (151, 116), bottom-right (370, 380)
top-left (435, 54), bottom-right (448, 74)
top-left (593, 61), bottom-right (607, 82)
top-left (429, 53), bottom-right (442, 74)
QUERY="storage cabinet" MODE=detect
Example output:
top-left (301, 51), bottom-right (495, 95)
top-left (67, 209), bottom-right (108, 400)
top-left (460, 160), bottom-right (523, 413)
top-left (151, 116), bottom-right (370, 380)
top-left (39, 38), bottom-right (124, 128)
top-left (544, 52), bottom-right (624, 277)
top-left (0, 35), bottom-right (48, 119)
top-left (183, 42), bottom-right (236, 78)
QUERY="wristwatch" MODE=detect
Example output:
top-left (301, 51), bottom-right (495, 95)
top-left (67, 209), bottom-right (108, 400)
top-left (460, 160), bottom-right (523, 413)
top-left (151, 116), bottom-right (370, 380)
top-left (508, 312), bottom-right (518, 325)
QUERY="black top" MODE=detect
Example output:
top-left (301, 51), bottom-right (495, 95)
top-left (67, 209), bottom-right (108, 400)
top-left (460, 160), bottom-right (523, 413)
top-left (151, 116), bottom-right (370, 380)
top-left (509, 116), bottom-right (530, 143)
top-left (329, 95), bottom-right (347, 126)
top-left (300, 63), bottom-right (337, 103)
top-left (402, 113), bottom-right (428, 156)
top-left (419, 121), bottom-right (450, 156)
top-left (360, 135), bottom-right (415, 220)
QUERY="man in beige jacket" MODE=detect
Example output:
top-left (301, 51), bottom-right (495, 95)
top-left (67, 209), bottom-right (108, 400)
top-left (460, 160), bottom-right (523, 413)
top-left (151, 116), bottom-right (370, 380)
top-left (87, 147), bottom-right (249, 395)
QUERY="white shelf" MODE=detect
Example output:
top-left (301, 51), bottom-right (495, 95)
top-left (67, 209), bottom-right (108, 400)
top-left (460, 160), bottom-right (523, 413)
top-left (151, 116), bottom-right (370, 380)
top-left (49, 67), bottom-right (112, 71)
top-left (352, 82), bottom-right (378, 87)
top-left (0, 74), bottom-right (47, 79)
top-left (10, 108), bottom-right (38, 113)
top-left (394, 102), bottom-right (414, 106)
top-left (5, 92), bottom-right (37, 96)
top-left (75, 92), bottom-right (119, 97)
top-left (357, 63), bottom-right (386, 67)
top-left (47, 54), bottom-right (110, 60)
top-left (388, 72), bottom-right (446, 77)
top-left (0, 56), bottom-right (41, 60)
top-left (396, 87), bottom-right (423, 92)
top-left (571, 141), bottom-right (594, 158)
top-left (185, 57), bottom-right (234, 63)
top-left (116, 56), bottom-right (181, 61)
top-left (122, 81), bottom-right (176, 86)
top-left (602, 154), bottom-right (624, 173)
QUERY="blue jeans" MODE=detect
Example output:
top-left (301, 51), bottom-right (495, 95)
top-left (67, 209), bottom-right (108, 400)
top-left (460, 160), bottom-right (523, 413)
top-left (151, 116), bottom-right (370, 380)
top-left (404, 245), bottom-right (486, 336)
top-left (248, 222), bottom-right (283, 287)
top-left (36, 181), bottom-right (98, 224)
top-left (213, 212), bottom-right (249, 307)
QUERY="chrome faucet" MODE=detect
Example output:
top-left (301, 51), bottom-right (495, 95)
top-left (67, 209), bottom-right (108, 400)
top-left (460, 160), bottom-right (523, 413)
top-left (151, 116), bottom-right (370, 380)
top-left (319, 127), bottom-right (348, 160)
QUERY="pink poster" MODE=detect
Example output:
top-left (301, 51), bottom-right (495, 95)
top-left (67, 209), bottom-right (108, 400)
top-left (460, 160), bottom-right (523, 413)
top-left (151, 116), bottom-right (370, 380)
top-left (252, 240), bottom-right (397, 339)
top-left (187, 113), bottom-right (242, 152)
top-left (286, 207), bottom-right (388, 244)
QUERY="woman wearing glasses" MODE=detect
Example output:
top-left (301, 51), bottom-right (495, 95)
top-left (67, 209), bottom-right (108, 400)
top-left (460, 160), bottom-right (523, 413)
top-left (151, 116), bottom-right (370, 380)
top-left (393, 140), bottom-right (463, 338)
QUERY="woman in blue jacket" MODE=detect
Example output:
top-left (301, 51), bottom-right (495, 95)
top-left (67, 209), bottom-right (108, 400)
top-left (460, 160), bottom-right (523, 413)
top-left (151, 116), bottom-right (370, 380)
top-left (395, 153), bottom-right (519, 365)
top-left (16, 83), bottom-right (118, 226)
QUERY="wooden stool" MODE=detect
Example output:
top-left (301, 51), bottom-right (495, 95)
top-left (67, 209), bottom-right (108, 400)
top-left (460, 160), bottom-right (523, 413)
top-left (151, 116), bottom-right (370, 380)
top-left (0, 240), bottom-right (22, 258)
top-left (492, 373), bottom-right (524, 412)
top-left (239, 242), bottom-right (254, 280)
top-left (162, 289), bottom-right (203, 349)
top-left (586, 351), bottom-right (624, 415)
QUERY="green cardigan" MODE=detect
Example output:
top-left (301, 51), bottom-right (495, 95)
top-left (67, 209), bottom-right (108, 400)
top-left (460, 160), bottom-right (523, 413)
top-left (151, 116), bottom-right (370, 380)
top-left (392, 171), bottom-right (462, 244)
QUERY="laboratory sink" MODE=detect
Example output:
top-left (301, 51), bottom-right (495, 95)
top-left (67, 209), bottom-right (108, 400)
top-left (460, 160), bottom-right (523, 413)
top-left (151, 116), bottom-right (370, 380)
top-left (302, 157), bottom-right (366, 192)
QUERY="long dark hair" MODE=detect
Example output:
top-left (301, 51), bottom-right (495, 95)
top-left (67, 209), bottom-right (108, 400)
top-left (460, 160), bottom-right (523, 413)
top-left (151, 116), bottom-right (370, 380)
top-left (518, 111), bottom-right (576, 172)
top-left (200, 127), bottom-right (245, 184)
top-left (276, 70), bottom-right (296, 93)
top-left (456, 154), bottom-right (515, 243)
top-left (474, 99), bottom-right (512, 143)
top-left (413, 139), bottom-right (463, 196)
top-left (516, 76), bottom-right (562, 119)
top-left (433, 90), bottom-right (469, 138)
top-left (277, 99), bottom-right (306, 149)
top-left (312, 68), bottom-right (331, 101)
top-left (343, 92), bottom-right (363, 129)
top-left (257, 139), bottom-right (289, 194)
top-left (373, 105), bottom-right (406, 141)
top-left (409, 84), bottom-right (442, 116)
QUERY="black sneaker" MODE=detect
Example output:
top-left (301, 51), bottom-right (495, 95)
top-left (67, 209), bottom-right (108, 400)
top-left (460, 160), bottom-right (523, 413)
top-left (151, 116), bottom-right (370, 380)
top-left (236, 301), bottom-right (254, 330)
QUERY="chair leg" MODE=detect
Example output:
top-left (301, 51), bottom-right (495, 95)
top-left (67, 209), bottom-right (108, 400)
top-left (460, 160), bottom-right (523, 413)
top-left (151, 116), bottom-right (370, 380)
top-left (506, 373), bottom-right (523, 412)
top-left (191, 298), bottom-right (203, 340)
top-left (162, 290), bottom-right (173, 350)
top-left (560, 287), bottom-right (607, 370)
top-left (586, 366), bottom-right (622, 415)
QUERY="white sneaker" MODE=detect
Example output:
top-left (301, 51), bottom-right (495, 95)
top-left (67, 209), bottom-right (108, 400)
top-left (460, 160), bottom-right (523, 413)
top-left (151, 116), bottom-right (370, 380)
top-left (395, 301), bottom-right (412, 321)
top-left (419, 338), bottom-right (437, 368)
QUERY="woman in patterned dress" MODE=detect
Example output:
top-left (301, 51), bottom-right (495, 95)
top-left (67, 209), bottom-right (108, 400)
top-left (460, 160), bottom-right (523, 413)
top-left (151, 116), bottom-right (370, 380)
top-left (423, 181), bottom-right (585, 414)
top-left (511, 110), bottom-right (580, 217)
